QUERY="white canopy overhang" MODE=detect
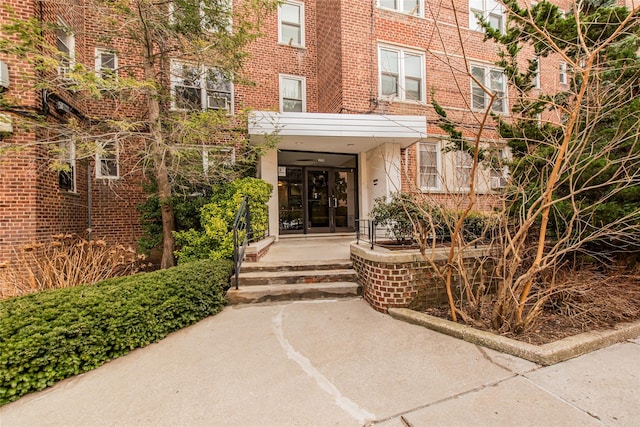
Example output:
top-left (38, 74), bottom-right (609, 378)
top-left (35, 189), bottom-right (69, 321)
top-left (248, 111), bottom-right (427, 153)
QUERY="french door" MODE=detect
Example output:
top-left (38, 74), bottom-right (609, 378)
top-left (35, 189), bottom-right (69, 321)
top-left (278, 166), bottom-right (356, 234)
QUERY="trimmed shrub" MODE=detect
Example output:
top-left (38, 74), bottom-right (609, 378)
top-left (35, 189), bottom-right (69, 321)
top-left (0, 259), bottom-right (232, 406)
top-left (174, 177), bottom-right (272, 262)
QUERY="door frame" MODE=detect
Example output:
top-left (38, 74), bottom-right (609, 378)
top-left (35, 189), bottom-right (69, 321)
top-left (277, 160), bottom-right (358, 235)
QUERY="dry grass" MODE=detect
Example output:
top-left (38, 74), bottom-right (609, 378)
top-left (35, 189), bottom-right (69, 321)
top-left (0, 235), bottom-right (151, 300)
top-left (545, 268), bottom-right (640, 328)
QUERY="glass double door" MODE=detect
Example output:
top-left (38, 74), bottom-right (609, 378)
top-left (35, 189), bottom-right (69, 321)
top-left (279, 167), bottom-right (356, 234)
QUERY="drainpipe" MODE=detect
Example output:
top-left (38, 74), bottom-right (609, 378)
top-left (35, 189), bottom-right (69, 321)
top-left (87, 163), bottom-right (92, 240)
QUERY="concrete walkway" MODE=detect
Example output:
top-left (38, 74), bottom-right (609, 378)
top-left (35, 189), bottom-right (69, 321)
top-left (258, 235), bottom-right (354, 262)
top-left (2, 298), bottom-right (638, 426)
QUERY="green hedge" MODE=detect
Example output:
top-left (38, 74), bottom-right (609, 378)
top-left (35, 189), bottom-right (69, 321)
top-left (0, 259), bottom-right (232, 405)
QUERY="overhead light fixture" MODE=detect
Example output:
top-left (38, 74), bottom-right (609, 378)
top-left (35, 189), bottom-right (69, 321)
top-left (295, 141), bottom-right (303, 145)
top-left (317, 158), bottom-right (325, 163)
top-left (347, 143), bottom-right (355, 147)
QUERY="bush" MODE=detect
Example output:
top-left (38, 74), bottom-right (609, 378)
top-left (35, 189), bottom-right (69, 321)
top-left (174, 177), bottom-right (272, 262)
top-left (0, 259), bottom-right (232, 405)
top-left (0, 235), bottom-right (149, 300)
top-left (370, 193), bottom-right (432, 243)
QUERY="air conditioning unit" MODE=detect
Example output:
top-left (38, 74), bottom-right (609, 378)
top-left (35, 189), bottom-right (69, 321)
top-left (207, 95), bottom-right (229, 110)
top-left (0, 61), bottom-right (9, 89)
top-left (490, 176), bottom-right (508, 190)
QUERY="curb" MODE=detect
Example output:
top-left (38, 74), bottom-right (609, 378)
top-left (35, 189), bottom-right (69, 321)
top-left (388, 308), bottom-right (640, 365)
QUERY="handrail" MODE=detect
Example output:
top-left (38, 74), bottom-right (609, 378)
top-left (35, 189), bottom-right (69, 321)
top-left (232, 196), bottom-right (250, 290)
top-left (355, 219), bottom-right (376, 250)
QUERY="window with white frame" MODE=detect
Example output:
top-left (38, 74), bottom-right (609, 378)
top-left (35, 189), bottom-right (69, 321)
top-left (279, 75), bottom-right (305, 112)
top-left (471, 64), bottom-right (507, 113)
top-left (279, 1), bottom-right (304, 47)
top-left (58, 141), bottom-right (76, 192)
top-left (95, 49), bottom-right (118, 79)
top-left (378, 0), bottom-right (422, 16)
top-left (533, 56), bottom-right (540, 89)
top-left (169, 1), bottom-right (232, 32)
top-left (203, 146), bottom-right (236, 174)
top-left (96, 142), bottom-right (119, 179)
top-left (170, 61), bottom-right (232, 111)
top-left (559, 62), bottom-right (568, 84)
top-left (419, 142), bottom-right (440, 190)
top-left (455, 151), bottom-right (473, 189)
top-left (379, 46), bottom-right (425, 102)
top-left (469, 0), bottom-right (504, 33)
top-left (56, 20), bottom-right (75, 78)
top-left (489, 147), bottom-right (510, 189)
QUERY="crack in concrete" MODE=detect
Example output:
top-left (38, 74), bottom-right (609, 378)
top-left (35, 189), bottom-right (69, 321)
top-left (475, 344), bottom-right (517, 373)
top-left (368, 375), bottom-right (518, 426)
top-left (519, 375), bottom-right (608, 426)
top-left (272, 304), bottom-right (376, 425)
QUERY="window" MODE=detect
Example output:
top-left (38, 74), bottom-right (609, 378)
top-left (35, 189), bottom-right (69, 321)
top-left (471, 64), bottom-right (507, 113)
top-left (169, 1), bottom-right (232, 32)
top-left (379, 46), bottom-right (425, 102)
top-left (96, 142), bottom-right (119, 179)
top-left (56, 20), bottom-right (75, 78)
top-left (170, 61), bottom-right (232, 111)
top-left (279, 75), bottom-right (305, 112)
top-left (378, 0), bottom-right (422, 16)
top-left (533, 56), bottom-right (540, 89)
top-left (58, 141), bottom-right (76, 192)
top-left (489, 147), bottom-right (509, 189)
top-left (559, 62), bottom-right (568, 85)
top-left (469, 0), bottom-right (504, 33)
top-left (203, 146), bottom-right (236, 174)
top-left (419, 142), bottom-right (440, 190)
top-left (279, 1), bottom-right (304, 47)
top-left (455, 151), bottom-right (473, 189)
top-left (95, 49), bottom-right (118, 79)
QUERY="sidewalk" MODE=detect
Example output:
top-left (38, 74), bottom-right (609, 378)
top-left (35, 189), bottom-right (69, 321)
top-left (1, 298), bottom-right (638, 426)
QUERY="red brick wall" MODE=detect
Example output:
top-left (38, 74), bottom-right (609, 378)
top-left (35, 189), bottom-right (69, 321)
top-left (237, 0), bottom-right (319, 112)
top-left (316, 0), bottom-right (343, 112)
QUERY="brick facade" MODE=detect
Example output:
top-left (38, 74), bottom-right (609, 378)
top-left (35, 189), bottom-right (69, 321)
top-left (0, 0), bottom-right (611, 261)
top-left (351, 243), bottom-right (493, 312)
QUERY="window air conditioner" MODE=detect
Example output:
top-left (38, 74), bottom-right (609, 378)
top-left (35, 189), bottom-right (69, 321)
top-left (490, 176), bottom-right (508, 189)
top-left (207, 95), bottom-right (229, 110)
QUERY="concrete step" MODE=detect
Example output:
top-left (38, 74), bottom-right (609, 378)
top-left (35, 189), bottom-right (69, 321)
top-left (235, 268), bottom-right (357, 287)
top-left (226, 282), bottom-right (361, 305)
top-left (241, 259), bottom-right (352, 273)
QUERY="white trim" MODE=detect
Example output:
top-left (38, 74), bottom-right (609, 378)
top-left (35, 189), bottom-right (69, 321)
top-left (533, 56), bottom-right (540, 89)
top-left (418, 141), bottom-right (441, 191)
top-left (278, 0), bottom-right (305, 47)
top-left (279, 74), bottom-right (306, 113)
top-left (56, 18), bottom-right (75, 78)
top-left (59, 140), bottom-right (76, 192)
top-left (169, 59), bottom-right (233, 112)
top-left (377, 0), bottom-right (423, 17)
top-left (94, 48), bottom-right (118, 79)
top-left (470, 63), bottom-right (508, 114)
top-left (378, 44), bottom-right (426, 103)
top-left (559, 61), bottom-right (568, 85)
top-left (468, 0), bottom-right (504, 34)
top-left (96, 141), bottom-right (119, 179)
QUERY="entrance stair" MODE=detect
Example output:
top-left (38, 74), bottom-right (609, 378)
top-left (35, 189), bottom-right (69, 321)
top-left (227, 259), bottom-right (360, 304)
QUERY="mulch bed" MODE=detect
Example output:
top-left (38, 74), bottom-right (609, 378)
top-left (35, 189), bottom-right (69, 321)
top-left (423, 270), bottom-right (640, 345)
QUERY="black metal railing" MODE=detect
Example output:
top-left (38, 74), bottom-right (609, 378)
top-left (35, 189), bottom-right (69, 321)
top-left (232, 196), bottom-right (250, 290)
top-left (355, 219), bottom-right (377, 249)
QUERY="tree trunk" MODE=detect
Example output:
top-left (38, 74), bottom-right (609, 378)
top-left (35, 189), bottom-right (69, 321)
top-left (144, 59), bottom-right (176, 269)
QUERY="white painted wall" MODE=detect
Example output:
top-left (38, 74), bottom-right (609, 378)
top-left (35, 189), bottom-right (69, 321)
top-left (258, 148), bottom-right (279, 239)
top-left (364, 143), bottom-right (402, 215)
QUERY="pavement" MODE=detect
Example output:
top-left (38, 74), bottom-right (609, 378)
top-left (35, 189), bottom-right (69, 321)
top-left (1, 297), bottom-right (639, 427)
top-left (258, 235), bottom-right (355, 262)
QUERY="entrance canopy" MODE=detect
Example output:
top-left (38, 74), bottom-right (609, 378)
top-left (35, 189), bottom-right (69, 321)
top-left (248, 111), bottom-right (427, 152)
